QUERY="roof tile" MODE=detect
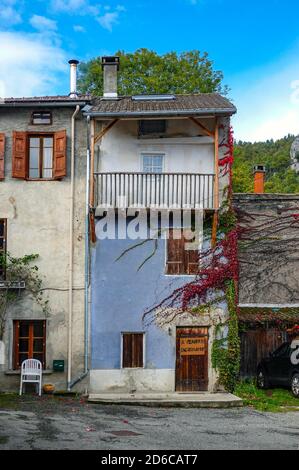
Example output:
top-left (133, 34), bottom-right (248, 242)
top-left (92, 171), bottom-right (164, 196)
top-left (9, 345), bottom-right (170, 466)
top-left (87, 93), bottom-right (236, 117)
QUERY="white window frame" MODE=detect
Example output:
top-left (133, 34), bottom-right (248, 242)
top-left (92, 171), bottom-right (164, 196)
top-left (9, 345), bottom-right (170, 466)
top-left (141, 152), bottom-right (165, 174)
top-left (120, 332), bottom-right (146, 369)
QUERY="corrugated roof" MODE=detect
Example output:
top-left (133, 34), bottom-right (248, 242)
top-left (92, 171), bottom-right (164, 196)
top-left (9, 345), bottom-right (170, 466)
top-left (85, 93), bottom-right (236, 117)
top-left (238, 307), bottom-right (299, 324)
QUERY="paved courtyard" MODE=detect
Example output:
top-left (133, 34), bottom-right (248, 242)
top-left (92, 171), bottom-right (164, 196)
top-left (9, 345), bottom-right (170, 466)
top-left (0, 395), bottom-right (298, 450)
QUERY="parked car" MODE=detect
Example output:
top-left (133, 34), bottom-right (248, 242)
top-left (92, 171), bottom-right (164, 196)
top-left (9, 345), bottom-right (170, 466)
top-left (257, 341), bottom-right (299, 397)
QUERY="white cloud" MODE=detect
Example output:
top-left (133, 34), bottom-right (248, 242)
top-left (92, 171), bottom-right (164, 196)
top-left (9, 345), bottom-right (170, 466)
top-left (0, 31), bottom-right (66, 98)
top-left (0, 0), bottom-right (22, 25)
top-left (50, 0), bottom-right (87, 12)
top-left (30, 15), bottom-right (57, 31)
top-left (231, 43), bottom-right (299, 142)
top-left (50, 0), bottom-right (124, 30)
top-left (96, 11), bottom-right (119, 32)
top-left (73, 24), bottom-right (85, 32)
top-left (50, 0), bottom-right (100, 15)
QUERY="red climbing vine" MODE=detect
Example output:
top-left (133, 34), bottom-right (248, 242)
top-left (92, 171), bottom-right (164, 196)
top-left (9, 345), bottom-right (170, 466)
top-left (143, 125), bottom-right (239, 326)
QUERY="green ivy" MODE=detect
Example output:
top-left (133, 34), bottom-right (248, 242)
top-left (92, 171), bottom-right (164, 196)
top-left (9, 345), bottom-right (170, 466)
top-left (0, 252), bottom-right (50, 339)
top-left (212, 281), bottom-right (240, 393)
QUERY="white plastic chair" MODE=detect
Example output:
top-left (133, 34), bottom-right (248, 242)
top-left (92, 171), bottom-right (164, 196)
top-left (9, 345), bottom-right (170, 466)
top-left (19, 359), bottom-right (42, 396)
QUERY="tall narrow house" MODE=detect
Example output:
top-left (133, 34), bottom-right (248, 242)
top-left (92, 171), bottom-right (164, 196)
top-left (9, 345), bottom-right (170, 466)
top-left (88, 57), bottom-right (236, 394)
top-left (0, 62), bottom-right (90, 391)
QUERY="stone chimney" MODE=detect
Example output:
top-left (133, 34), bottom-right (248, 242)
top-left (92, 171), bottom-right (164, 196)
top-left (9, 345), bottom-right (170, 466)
top-left (68, 59), bottom-right (79, 97)
top-left (253, 165), bottom-right (266, 194)
top-left (101, 56), bottom-right (120, 99)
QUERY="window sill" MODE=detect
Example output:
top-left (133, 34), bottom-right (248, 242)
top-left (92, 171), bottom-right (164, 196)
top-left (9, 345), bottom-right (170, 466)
top-left (26, 179), bottom-right (57, 182)
top-left (5, 369), bottom-right (53, 376)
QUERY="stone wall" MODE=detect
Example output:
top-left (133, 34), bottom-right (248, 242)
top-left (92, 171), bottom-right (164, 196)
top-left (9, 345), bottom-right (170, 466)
top-left (233, 194), bottom-right (299, 305)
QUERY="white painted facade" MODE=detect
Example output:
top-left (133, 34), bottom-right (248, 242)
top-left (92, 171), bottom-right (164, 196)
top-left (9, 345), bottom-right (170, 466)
top-left (96, 119), bottom-right (215, 175)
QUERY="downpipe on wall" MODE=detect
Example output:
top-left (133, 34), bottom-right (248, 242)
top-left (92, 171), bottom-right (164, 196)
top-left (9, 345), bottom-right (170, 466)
top-left (67, 113), bottom-right (91, 391)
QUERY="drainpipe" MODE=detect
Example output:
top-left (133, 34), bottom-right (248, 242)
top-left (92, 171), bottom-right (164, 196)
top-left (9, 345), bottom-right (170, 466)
top-left (67, 115), bottom-right (91, 390)
top-left (67, 105), bottom-right (80, 390)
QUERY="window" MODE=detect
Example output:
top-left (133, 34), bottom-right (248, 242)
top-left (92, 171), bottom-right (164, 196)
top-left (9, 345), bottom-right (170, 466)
top-left (31, 111), bottom-right (52, 125)
top-left (139, 120), bottom-right (166, 136)
top-left (13, 320), bottom-right (46, 369)
top-left (166, 229), bottom-right (199, 275)
top-left (29, 136), bottom-right (54, 179)
top-left (122, 333), bottom-right (144, 368)
top-left (0, 219), bottom-right (6, 280)
top-left (142, 154), bottom-right (164, 174)
top-left (12, 130), bottom-right (67, 180)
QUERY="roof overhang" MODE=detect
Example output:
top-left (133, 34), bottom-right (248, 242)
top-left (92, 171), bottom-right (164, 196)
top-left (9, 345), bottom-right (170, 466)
top-left (83, 107), bottom-right (237, 119)
top-left (0, 100), bottom-right (88, 108)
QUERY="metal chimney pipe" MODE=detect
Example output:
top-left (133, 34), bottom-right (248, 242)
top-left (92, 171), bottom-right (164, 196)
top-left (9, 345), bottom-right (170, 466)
top-left (68, 59), bottom-right (79, 98)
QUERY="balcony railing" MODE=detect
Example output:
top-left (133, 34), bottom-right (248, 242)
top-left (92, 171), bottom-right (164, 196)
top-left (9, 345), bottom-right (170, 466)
top-left (94, 172), bottom-right (216, 210)
top-left (94, 172), bottom-right (215, 210)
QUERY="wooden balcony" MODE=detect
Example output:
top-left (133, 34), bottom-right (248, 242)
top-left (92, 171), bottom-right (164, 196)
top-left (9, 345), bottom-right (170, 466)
top-left (94, 172), bottom-right (216, 210)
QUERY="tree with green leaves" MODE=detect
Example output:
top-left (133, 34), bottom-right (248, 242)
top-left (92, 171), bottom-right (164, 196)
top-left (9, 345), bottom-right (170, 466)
top-left (78, 48), bottom-right (228, 96)
top-left (233, 135), bottom-right (299, 194)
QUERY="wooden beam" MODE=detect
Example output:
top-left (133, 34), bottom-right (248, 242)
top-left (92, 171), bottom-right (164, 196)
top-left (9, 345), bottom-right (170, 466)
top-left (189, 117), bottom-right (214, 138)
top-left (94, 118), bottom-right (119, 144)
top-left (91, 118), bottom-right (119, 207)
top-left (214, 118), bottom-right (219, 210)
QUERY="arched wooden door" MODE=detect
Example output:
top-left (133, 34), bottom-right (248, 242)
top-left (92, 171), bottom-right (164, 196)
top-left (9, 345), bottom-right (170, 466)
top-left (176, 327), bottom-right (209, 392)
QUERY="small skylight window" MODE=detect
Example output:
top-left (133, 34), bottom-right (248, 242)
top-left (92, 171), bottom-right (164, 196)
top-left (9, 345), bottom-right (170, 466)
top-left (132, 94), bottom-right (176, 101)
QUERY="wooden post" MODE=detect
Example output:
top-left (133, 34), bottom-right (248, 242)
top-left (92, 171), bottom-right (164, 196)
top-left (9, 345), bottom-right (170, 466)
top-left (211, 211), bottom-right (218, 248)
top-left (214, 117), bottom-right (219, 210)
top-left (211, 118), bottom-right (219, 248)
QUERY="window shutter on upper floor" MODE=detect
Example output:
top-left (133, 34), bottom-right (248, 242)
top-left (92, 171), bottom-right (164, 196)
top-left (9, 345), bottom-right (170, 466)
top-left (12, 131), bottom-right (27, 179)
top-left (166, 229), bottom-right (185, 275)
top-left (54, 130), bottom-right (67, 179)
top-left (184, 229), bottom-right (199, 274)
top-left (186, 247), bottom-right (199, 274)
top-left (0, 133), bottom-right (5, 180)
top-left (167, 229), bottom-right (199, 275)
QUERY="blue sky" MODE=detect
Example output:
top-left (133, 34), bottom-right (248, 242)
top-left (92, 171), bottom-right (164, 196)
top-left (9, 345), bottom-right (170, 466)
top-left (1, 0), bottom-right (299, 141)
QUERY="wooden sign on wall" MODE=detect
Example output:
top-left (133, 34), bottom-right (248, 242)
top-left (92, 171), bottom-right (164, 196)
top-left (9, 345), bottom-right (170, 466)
top-left (180, 337), bottom-right (206, 356)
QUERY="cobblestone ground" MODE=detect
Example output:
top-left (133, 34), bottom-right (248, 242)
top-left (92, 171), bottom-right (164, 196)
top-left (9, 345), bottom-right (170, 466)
top-left (0, 395), bottom-right (298, 450)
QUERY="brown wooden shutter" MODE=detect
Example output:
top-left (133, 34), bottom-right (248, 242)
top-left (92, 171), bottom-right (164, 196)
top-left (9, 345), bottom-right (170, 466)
top-left (123, 333), bottom-right (144, 368)
top-left (12, 131), bottom-right (27, 179)
top-left (54, 130), bottom-right (67, 179)
top-left (13, 320), bottom-right (20, 370)
top-left (186, 248), bottom-right (199, 274)
top-left (0, 133), bottom-right (5, 180)
top-left (167, 229), bottom-right (199, 274)
top-left (184, 229), bottom-right (199, 274)
top-left (166, 229), bottom-right (185, 274)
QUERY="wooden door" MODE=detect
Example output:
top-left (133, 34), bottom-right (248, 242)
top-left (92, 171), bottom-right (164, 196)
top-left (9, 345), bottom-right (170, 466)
top-left (240, 328), bottom-right (288, 379)
top-left (176, 327), bottom-right (209, 392)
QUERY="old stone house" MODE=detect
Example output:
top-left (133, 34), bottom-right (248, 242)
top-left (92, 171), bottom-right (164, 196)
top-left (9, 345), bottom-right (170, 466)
top-left (234, 171), bottom-right (299, 378)
top-left (0, 67), bottom-right (91, 391)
